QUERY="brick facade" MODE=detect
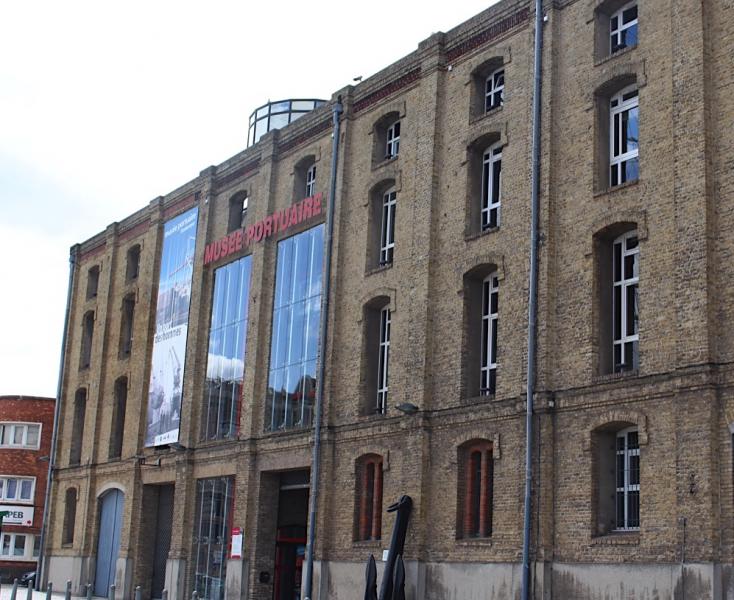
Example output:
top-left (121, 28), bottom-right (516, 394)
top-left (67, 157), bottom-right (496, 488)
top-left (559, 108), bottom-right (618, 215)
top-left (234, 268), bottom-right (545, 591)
top-left (0, 395), bottom-right (55, 582)
top-left (45, 0), bottom-right (734, 598)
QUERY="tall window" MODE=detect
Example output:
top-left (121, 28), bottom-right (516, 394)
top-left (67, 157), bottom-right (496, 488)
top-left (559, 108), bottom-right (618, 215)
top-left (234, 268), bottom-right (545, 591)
top-left (385, 120), bottom-right (400, 159)
top-left (192, 477), bottom-right (233, 600)
top-left (485, 68), bottom-right (504, 112)
top-left (62, 488), bottom-right (78, 545)
top-left (610, 2), bottom-right (638, 53)
top-left (380, 189), bottom-right (396, 266)
top-left (267, 225), bottom-right (323, 431)
top-left (69, 388), bottom-right (86, 466)
top-left (481, 144), bottom-right (502, 230)
top-left (80, 311), bottom-right (94, 369)
top-left (125, 245), bottom-right (141, 281)
top-left (480, 273), bottom-right (499, 395)
top-left (458, 440), bottom-right (493, 538)
top-left (610, 86), bottom-right (639, 186)
top-left (86, 265), bottom-right (100, 300)
top-left (305, 164), bottom-right (316, 197)
top-left (109, 377), bottom-right (127, 460)
top-left (119, 294), bottom-right (135, 357)
top-left (356, 455), bottom-right (383, 541)
top-left (615, 427), bottom-right (640, 530)
top-left (0, 423), bottom-right (41, 449)
top-left (376, 308), bottom-right (391, 414)
top-left (612, 231), bottom-right (639, 372)
top-left (228, 191), bottom-right (249, 233)
top-left (202, 255), bottom-right (252, 440)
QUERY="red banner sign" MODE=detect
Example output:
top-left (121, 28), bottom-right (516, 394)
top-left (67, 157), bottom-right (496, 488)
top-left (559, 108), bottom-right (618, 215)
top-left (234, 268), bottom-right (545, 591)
top-left (204, 193), bottom-right (323, 266)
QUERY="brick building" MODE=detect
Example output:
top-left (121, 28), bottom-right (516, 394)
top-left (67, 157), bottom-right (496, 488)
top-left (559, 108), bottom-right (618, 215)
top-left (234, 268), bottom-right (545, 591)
top-left (0, 395), bottom-right (55, 582)
top-left (44, 0), bottom-right (734, 598)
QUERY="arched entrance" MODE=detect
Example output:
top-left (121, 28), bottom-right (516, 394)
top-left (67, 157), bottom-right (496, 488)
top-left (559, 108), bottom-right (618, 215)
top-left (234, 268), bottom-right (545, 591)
top-left (94, 489), bottom-right (124, 596)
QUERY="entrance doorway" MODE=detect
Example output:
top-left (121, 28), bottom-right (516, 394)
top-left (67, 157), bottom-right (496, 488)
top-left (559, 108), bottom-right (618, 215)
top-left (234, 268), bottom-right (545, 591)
top-left (94, 489), bottom-right (124, 596)
top-left (273, 471), bottom-right (309, 600)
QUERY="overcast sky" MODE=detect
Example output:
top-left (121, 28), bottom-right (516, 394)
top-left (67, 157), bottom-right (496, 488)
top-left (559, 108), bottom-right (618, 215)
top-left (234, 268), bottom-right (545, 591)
top-left (0, 0), bottom-right (499, 397)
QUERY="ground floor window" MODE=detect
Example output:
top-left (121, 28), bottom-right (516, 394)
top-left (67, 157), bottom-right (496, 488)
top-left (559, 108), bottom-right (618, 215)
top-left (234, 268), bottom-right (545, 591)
top-left (0, 533), bottom-right (33, 559)
top-left (192, 477), bottom-right (234, 600)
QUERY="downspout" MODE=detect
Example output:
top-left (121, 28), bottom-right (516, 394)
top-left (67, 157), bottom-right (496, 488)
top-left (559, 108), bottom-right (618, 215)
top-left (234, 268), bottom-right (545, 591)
top-left (521, 1), bottom-right (544, 599)
top-left (303, 97), bottom-right (343, 600)
top-left (37, 247), bottom-right (77, 589)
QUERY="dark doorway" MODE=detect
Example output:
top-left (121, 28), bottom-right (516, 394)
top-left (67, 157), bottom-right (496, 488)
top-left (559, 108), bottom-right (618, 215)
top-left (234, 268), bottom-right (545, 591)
top-left (273, 471), bottom-right (309, 600)
top-left (151, 485), bottom-right (174, 599)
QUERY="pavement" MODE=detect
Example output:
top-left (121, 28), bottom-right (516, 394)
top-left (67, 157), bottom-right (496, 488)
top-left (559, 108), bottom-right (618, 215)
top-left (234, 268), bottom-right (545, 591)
top-left (0, 587), bottom-right (84, 600)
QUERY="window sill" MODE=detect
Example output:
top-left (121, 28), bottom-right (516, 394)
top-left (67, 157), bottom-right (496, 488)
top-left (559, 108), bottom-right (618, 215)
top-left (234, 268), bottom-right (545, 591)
top-left (462, 393), bottom-right (496, 405)
top-left (353, 539), bottom-right (382, 548)
top-left (594, 44), bottom-right (638, 68)
top-left (456, 536), bottom-right (493, 547)
top-left (594, 178), bottom-right (639, 199)
top-left (591, 531), bottom-right (640, 546)
top-left (469, 105), bottom-right (504, 127)
top-left (592, 368), bottom-right (639, 385)
top-left (465, 225), bottom-right (500, 243)
top-left (366, 262), bottom-right (393, 277)
top-left (371, 155), bottom-right (399, 172)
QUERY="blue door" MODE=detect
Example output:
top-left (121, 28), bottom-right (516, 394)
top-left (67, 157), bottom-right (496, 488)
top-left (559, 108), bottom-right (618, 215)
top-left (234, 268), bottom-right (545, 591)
top-left (94, 489), bottom-right (124, 596)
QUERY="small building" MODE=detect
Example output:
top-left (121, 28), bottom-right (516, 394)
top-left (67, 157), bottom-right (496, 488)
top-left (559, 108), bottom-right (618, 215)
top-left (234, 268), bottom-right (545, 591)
top-left (0, 395), bottom-right (55, 582)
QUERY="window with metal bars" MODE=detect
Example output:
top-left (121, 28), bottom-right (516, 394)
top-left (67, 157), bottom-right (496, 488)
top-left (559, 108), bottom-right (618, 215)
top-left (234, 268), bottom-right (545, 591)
top-left (612, 231), bottom-right (639, 372)
top-left (380, 189), bottom-right (396, 266)
top-left (481, 144), bottom-right (502, 231)
top-left (480, 273), bottom-right (499, 395)
top-left (610, 86), bottom-right (639, 187)
top-left (615, 427), bottom-right (640, 530)
top-left (376, 308), bottom-right (391, 414)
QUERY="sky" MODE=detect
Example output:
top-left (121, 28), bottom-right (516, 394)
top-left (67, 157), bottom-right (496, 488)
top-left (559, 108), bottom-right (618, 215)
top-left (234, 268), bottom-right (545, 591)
top-left (0, 0), bottom-right (499, 397)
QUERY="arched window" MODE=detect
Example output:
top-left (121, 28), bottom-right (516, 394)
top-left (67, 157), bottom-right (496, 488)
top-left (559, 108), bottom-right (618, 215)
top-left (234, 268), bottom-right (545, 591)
top-left (355, 454), bottom-right (384, 541)
top-left (609, 85), bottom-right (639, 187)
top-left (367, 180), bottom-right (397, 270)
top-left (457, 440), bottom-right (493, 538)
top-left (372, 111), bottom-right (401, 164)
top-left (362, 296), bottom-right (392, 415)
top-left (119, 294), bottom-right (135, 358)
top-left (485, 67), bottom-right (504, 112)
top-left (86, 265), bottom-right (100, 300)
top-left (294, 156), bottom-right (317, 200)
top-left (470, 57), bottom-right (504, 119)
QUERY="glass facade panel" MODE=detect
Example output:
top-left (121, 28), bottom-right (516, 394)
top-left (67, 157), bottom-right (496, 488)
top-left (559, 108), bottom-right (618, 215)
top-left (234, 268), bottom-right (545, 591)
top-left (192, 477), bottom-right (233, 600)
top-left (266, 225), bottom-right (324, 431)
top-left (202, 256), bottom-right (252, 441)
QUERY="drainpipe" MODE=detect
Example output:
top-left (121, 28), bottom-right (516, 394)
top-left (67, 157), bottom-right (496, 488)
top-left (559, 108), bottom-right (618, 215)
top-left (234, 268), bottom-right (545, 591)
top-left (37, 247), bottom-right (77, 590)
top-left (303, 96), bottom-right (343, 600)
top-left (521, 1), bottom-right (544, 599)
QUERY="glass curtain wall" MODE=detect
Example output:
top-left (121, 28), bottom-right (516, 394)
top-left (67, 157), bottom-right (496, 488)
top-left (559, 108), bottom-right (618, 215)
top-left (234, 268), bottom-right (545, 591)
top-left (192, 477), bottom-right (233, 600)
top-left (202, 256), bottom-right (253, 440)
top-left (266, 225), bottom-right (324, 431)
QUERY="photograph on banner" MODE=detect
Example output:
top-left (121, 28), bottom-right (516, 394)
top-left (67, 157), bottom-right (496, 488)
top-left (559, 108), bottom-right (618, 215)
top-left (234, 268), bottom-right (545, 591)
top-left (145, 207), bottom-right (198, 446)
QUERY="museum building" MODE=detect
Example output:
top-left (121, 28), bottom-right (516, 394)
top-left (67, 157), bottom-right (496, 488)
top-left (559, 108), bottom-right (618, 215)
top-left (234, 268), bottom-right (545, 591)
top-left (44, 0), bottom-right (734, 598)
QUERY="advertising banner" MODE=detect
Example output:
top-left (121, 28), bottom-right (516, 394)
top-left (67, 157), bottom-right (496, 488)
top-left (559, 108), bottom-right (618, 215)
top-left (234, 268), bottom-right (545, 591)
top-left (0, 505), bottom-right (34, 526)
top-left (145, 207), bottom-right (198, 446)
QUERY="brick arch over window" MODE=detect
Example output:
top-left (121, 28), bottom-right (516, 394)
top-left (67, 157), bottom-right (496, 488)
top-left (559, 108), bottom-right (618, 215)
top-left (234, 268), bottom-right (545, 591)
top-left (456, 439), bottom-right (494, 539)
top-left (585, 210), bottom-right (647, 257)
top-left (583, 409), bottom-right (648, 452)
top-left (372, 110), bottom-right (403, 164)
top-left (467, 51), bottom-right (511, 119)
top-left (355, 453), bottom-right (384, 541)
top-left (227, 190), bottom-right (249, 233)
top-left (464, 127), bottom-right (507, 237)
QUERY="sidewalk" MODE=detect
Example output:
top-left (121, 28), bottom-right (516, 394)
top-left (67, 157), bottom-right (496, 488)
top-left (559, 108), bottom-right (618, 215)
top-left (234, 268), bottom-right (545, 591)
top-left (0, 588), bottom-right (87, 600)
